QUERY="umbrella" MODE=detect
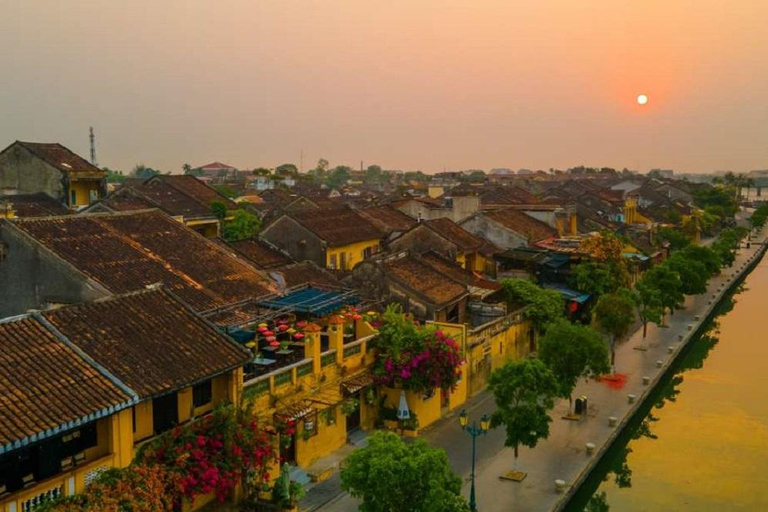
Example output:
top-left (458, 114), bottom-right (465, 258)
top-left (396, 391), bottom-right (410, 420)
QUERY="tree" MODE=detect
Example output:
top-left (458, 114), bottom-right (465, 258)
top-left (212, 184), bottom-right (237, 199)
top-left (633, 280), bottom-right (663, 338)
top-left (222, 209), bottom-right (261, 242)
top-left (103, 167), bottom-right (126, 184)
top-left (592, 289), bottom-right (636, 372)
top-left (211, 201), bottom-right (228, 220)
top-left (182, 163), bottom-right (192, 174)
top-left (341, 431), bottom-right (469, 512)
top-left (131, 164), bottom-right (160, 179)
top-left (488, 359), bottom-right (558, 471)
top-left (327, 165), bottom-right (352, 188)
top-left (500, 279), bottom-right (564, 334)
top-left (641, 265), bottom-right (684, 318)
top-left (570, 260), bottom-right (627, 297)
top-left (664, 253), bottom-right (708, 295)
top-left (538, 319), bottom-right (610, 412)
top-left (275, 163), bottom-right (298, 176)
top-left (656, 227), bottom-right (690, 251)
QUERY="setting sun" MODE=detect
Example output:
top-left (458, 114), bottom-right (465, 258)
top-left (637, 94), bottom-right (649, 105)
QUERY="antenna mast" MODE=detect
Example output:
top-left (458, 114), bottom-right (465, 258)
top-left (89, 126), bottom-right (97, 167)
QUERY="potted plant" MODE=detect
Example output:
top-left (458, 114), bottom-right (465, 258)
top-left (273, 463), bottom-right (305, 511)
top-left (340, 398), bottom-right (359, 416)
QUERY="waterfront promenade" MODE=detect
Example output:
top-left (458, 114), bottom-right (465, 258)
top-left (306, 229), bottom-right (767, 512)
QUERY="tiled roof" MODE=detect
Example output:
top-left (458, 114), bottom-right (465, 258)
top-left (229, 238), bottom-right (294, 270)
top-left (116, 175), bottom-right (237, 218)
top-left (289, 208), bottom-right (383, 247)
top-left (480, 186), bottom-right (539, 206)
top-left (43, 288), bottom-right (250, 398)
top-left (420, 252), bottom-right (502, 292)
top-left (195, 162), bottom-right (237, 171)
top-left (12, 141), bottom-right (102, 175)
top-left (383, 255), bottom-right (467, 306)
top-left (0, 316), bottom-right (133, 452)
top-left (357, 205), bottom-right (416, 234)
top-left (424, 218), bottom-right (486, 252)
top-left (483, 209), bottom-right (557, 243)
top-left (275, 261), bottom-right (342, 289)
top-left (0, 193), bottom-right (69, 217)
top-left (12, 210), bottom-right (276, 313)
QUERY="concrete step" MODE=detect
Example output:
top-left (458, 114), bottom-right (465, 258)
top-left (290, 466), bottom-right (312, 486)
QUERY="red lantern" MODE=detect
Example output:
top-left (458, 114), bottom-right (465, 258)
top-left (569, 301), bottom-right (579, 314)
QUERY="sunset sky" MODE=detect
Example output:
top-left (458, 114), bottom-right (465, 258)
top-left (2, 1), bottom-right (768, 174)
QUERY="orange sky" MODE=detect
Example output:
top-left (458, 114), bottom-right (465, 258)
top-left (2, 1), bottom-right (767, 174)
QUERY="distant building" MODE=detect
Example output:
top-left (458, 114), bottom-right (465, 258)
top-left (649, 168), bottom-right (674, 178)
top-left (0, 141), bottom-right (106, 210)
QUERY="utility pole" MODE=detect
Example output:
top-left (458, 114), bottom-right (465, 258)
top-left (89, 126), bottom-right (97, 167)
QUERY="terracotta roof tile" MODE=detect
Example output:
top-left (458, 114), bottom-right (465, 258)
top-left (358, 205), bottom-right (416, 234)
top-left (43, 289), bottom-right (250, 398)
top-left (424, 218), bottom-right (485, 252)
top-left (12, 210), bottom-right (276, 313)
top-left (229, 238), bottom-right (294, 270)
top-left (275, 261), bottom-right (342, 288)
top-left (115, 175), bottom-right (237, 218)
top-left (289, 208), bottom-right (383, 247)
top-left (483, 209), bottom-right (558, 243)
top-left (420, 252), bottom-right (502, 292)
top-left (13, 141), bottom-right (102, 175)
top-left (383, 255), bottom-right (467, 306)
top-left (0, 316), bottom-right (132, 449)
top-left (0, 193), bottom-right (69, 217)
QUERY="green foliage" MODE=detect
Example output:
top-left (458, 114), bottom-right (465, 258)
top-left (212, 184), bottom-right (237, 198)
top-left (131, 163), bottom-right (161, 179)
top-left (275, 163), bottom-right (298, 176)
top-left (222, 208), bottom-right (261, 242)
top-left (750, 204), bottom-right (768, 230)
top-left (664, 253), bottom-right (709, 295)
top-left (657, 227), bottom-right (690, 251)
top-left (327, 165), bottom-right (352, 188)
top-left (538, 319), bottom-right (610, 406)
top-left (488, 359), bottom-right (558, 459)
top-left (693, 185), bottom-right (738, 219)
top-left (341, 431), bottom-right (470, 512)
top-left (570, 260), bottom-right (628, 297)
top-left (585, 492), bottom-right (611, 512)
top-left (272, 463), bottom-right (305, 508)
top-left (633, 280), bottom-right (663, 338)
top-left (103, 167), bottom-right (127, 183)
top-left (500, 278), bottom-right (565, 333)
top-left (211, 200), bottom-right (228, 220)
top-left (711, 226), bottom-right (748, 267)
top-left (370, 305), bottom-right (462, 392)
top-left (680, 244), bottom-right (721, 277)
top-left (593, 289), bottom-right (636, 368)
top-left (640, 265), bottom-right (684, 315)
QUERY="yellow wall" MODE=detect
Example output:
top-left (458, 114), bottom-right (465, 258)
top-left (69, 180), bottom-right (101, 207)
top-left (296, 407), bottom-right (347, 468)
top-left (325, 239), bottom-right (380, 270)
top-left (381, 387), bottom-right (442, 431)
top-left (186, 218), bottom-right (221, 238)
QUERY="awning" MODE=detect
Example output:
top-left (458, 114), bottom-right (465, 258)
top-left (274, 400), bottom-right (315, 422)
top-left (260, 287), bottom-right (358, 316)
top-left (543, 284), bottom-right (591, 305)
top-left (341, 372), bottom-right (374, 395)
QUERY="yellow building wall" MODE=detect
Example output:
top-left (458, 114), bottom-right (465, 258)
top-left (325, 239), bottom-right (380, 271)
top-left (186, 218), bottom-right (220, 238)
top-left (132, 400), bottom-right (154, 443)
top-left (380, 387), bottom-right (442, 431)
top-left (447, 363), bottom-right (469, 411)
top-left (69, 180), bottom-right (101, 207)
top-left (296, 407), bottom-right (347, 468)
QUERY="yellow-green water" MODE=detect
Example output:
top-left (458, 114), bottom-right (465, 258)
top-left (572, 255), bottom-right (768, 512)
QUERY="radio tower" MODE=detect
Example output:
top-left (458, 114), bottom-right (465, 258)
top-left (89, 126), bottom-right (98, 167)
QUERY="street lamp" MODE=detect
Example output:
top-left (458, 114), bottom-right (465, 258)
top-left (459, 409), bottom-right (490, 512)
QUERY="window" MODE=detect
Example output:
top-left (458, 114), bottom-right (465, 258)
top-left (340, 252), bottom-right (347, 270)
top-left (362, 246), bottom-right (374, 259)
top-left (70, 189), bottom-right (77, 206)
top-left (329, 254), bottom-right (337, 270)
top-left (89, 189), bottom-right (99, 203)
top-left (193, 379), bottom-right (213, 408)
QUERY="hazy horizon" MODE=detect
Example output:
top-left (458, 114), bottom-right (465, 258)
top-left (3, 1), bottom-right (768, 174)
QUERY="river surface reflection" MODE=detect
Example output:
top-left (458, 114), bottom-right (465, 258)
top-left (568, 255), bottom-right (768, 512)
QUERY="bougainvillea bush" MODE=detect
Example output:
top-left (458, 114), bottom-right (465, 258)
top-left (38, 465), bottom-right (181, 512)
top-left (371, 305), bottom-right (463, 393)
top-left (137, 404), bottom-right (274, 503)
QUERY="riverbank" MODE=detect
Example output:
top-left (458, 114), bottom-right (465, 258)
top-left (462, 228), bottom-right (767, 512)
top-left (306, 229), bottom-right (767, 512)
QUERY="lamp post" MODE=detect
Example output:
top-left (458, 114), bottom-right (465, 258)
top-left (459, 409), bottom-right (490, 512)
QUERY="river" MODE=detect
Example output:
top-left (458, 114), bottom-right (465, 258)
top-left (566, 251), bottom-right (768, 512)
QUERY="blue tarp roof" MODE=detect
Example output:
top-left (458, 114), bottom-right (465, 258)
top-left (623, 252), bottom-right (650, 261)
top-left (259, 287), bottom-right (358, 316)
top-left (543, 284), bottom-right (591, 304)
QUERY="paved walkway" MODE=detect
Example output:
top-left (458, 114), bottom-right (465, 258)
top-left (305, 226), bottom-right (766, 512)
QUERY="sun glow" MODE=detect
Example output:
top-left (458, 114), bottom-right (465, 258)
top-left (637, 94), bottom-right (649, 105)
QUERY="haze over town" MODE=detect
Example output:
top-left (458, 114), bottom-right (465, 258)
top-left (3, 0), bottom-right (768, 174)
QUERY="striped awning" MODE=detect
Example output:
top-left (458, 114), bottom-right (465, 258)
top-left (341, 371), bottom-right (374, 395)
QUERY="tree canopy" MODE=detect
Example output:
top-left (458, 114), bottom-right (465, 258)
top-left (592, 289), bottom-right (636, 370)
top-left (500, 279), bottom-right (564, 333)
top-left (664, 253), bottom-right (709, 295)
top-left (341, 431), bottom-right (469, 512)
top-left (538, 319), bottom-right (610, 409)
top-left (222, 209), bottom-right (261, 242)
top-left (640, 265), bottom-right (684, 316)
top-left (633, 280), bottom-right (663, 338)
top-left (488, 359), bottom-right (558, 462)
